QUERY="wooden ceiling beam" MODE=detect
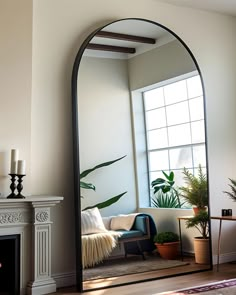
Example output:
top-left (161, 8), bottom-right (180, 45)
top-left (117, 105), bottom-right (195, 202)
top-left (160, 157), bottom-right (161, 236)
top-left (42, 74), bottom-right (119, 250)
top-left (96, 30), bottom-right (156, 44)
top-left (87, 43), bottom-right (136, 54)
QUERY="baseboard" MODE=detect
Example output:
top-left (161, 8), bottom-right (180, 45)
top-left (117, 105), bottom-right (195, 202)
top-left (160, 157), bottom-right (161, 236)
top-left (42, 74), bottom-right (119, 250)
top-left (184, 250), bottom-right (236, 265)
top-left (212, 251), bottom-right (236, 265)
top-left (52, 272), bottom-right (76, 288)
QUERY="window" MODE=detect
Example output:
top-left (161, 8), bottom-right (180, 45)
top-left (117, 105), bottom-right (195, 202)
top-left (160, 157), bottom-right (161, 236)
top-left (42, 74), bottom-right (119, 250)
top-left (143, 73), bottom-right (206, 194)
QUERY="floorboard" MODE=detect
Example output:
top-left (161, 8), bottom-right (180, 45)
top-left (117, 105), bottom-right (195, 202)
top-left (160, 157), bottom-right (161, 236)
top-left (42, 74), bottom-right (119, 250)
top-left (54, 261), bottom-right (236, 294)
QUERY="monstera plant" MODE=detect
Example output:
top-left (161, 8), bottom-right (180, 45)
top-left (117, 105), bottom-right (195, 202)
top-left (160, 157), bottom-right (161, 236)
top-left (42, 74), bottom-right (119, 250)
top-left (80, 155), bottom-right (127, 210)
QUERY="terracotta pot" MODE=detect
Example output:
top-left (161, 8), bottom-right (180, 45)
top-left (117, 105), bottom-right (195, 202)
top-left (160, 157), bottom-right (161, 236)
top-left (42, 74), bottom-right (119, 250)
top-left (194, 238), bottom-right (210, 264)
top-left (193, 207), bottom-right (207, 215)
top-left (155, 242), bottom-right (180, 260)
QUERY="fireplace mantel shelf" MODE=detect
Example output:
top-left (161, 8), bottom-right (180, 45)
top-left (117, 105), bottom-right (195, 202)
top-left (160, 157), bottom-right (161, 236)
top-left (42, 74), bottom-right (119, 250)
top-left (0, 195), bottom-right (63, 203)
top-left (0, 195), bottom-right (63, 295)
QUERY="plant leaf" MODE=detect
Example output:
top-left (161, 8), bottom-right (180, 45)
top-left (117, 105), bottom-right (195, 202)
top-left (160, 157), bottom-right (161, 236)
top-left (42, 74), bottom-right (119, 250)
top-left (80, 181), bottom-right (95, 191)
top-left (162, 171), bottom-right (174, 182)
top-left (151, 178), bottom-right (166, 186)
top-left (83, 192), bottom-right (127, 210)
top-left (80, 155), bottom-right (126, 179)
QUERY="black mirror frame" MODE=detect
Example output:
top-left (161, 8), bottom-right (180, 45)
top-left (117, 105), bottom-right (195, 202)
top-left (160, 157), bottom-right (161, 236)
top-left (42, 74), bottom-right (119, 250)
top-left (71, 17), bottom-right (212, 293)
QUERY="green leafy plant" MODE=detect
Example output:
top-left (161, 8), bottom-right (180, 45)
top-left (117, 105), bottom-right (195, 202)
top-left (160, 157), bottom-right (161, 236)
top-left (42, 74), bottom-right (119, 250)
top-left (179, 165), bottom-right (208, 209)
top-left (152, 190), bottom-right (185, 208)
top-left (151, 171), bottom-right (184, 208)
top-left (185, 210), bottom-right (209, 239)
top-left (80, 155), bottom-right (127, 210)
top-left (223, 178), bottom-right (236, 202)
top-left (151, 171), bottom-right (175, 194)
top-left (153, 232), bottom-right (179, 244)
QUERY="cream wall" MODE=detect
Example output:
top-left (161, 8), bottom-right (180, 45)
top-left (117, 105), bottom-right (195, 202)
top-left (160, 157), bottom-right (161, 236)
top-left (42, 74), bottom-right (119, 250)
top-left (0, 0), bottom-right (32, 196)
top-left (128, 39), bottom-right (196, 90)
top-left (1, 0), bottom-right (235, 283)
top-left (78, 56), bottom-right (136, 216)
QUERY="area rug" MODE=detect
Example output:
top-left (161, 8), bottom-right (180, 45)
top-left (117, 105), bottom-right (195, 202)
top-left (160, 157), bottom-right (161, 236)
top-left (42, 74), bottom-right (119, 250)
top-left (158, 278), bottom-right (236, 294)
top-left (83, 255), bottom-right (189, 281)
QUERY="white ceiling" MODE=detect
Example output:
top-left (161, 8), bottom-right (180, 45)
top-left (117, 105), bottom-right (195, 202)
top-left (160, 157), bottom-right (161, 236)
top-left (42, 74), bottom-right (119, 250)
top-left (158, 0), bottom-right (236, 17)
top-left (85, 19), bottom-right (175, 59)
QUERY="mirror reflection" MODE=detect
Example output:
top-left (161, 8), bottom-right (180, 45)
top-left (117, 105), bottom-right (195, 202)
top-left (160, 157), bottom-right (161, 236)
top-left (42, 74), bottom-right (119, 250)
top-left (75, 18), bottom-right (211, 291)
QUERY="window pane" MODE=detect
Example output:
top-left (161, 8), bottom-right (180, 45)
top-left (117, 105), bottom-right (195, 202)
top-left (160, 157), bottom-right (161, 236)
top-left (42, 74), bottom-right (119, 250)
top-left (189, 96), bottom-right (204, 121)
top-left (149, 150), bottom-right (169, 171)
top-left (168, 123), bottom-right (191, 146)
top-left (191, 121), bottom-right (205, 143)
top-left (187, 75), bottom-right (203, 98)
top-left (193, 145), bottom-right (206, 167)
top-left (164, 80), bottom-right (187, 105)
top-left (146, 108), bottom-right (166, 130)
top-left (147, 128), bottom-right (168, 149)
top-left (144, 87), bottom-right (164, 110)
top-left (173, 169), bottom-right (186, 187)
top-left (150, 171), bottom-right (164, 183)
top-left (169, 147), bottom-right (192, 170)
top-left (166, 101), bottom-right (189, 125)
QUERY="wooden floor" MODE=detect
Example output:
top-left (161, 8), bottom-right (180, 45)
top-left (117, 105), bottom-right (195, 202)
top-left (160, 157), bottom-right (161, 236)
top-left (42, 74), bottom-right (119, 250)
top-left (54, 262), bottom-right (236, 294)
top-left (83, 256), bottom-right (209, 290)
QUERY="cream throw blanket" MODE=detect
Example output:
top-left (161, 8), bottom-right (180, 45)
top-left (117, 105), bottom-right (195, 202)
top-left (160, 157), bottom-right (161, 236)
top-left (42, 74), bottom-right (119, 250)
top-left (110, 213), bottom-right (139, 230)
top-left (82, 231), bottom-right (121, 269)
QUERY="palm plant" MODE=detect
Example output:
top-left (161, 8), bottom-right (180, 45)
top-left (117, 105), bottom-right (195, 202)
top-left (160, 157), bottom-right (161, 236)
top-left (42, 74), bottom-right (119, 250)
top-left (223, 178), bottom-right (236, 202)
top-left (80, 155), bottom-right (127, 210)
top-left (185, 210), bottom-right (209, 239)
top-left (179, 165), bottom-right (208, 209)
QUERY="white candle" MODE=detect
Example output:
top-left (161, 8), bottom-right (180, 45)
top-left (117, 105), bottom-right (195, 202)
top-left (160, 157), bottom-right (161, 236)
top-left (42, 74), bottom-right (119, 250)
top-left (17, 160), bottom-right (26, 175)
top-left (10, 149), bottom-right (19, 174)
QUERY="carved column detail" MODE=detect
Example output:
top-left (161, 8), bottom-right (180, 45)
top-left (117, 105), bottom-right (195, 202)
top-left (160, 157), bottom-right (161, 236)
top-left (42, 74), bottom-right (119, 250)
top-left (27, 205), bottom-right (56, 295)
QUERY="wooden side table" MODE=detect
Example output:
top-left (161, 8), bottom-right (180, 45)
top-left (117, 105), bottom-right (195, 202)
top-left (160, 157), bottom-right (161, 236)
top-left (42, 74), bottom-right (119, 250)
top-left (211, 215), bottom-right (236, 271)
top-left (177, 216), bottom-right (194, 260)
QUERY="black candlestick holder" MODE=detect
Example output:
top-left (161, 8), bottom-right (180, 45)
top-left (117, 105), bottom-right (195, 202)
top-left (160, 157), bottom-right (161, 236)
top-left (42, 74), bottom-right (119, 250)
top-left (15, 174), bottom-right (26, 199)
top-left (7, 173), bottom-right (17, 198)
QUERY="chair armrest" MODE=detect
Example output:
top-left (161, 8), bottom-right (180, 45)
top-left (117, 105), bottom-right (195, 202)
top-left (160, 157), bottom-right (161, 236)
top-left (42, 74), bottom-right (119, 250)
top-left (132, 216), bottom-right (150, 237)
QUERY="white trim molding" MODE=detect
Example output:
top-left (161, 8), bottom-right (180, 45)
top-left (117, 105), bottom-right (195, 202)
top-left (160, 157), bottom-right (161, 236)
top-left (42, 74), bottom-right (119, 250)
top-left (0, 195), bottom-right (63, 295)
top-left (212, 251), bottom-right (236, 265)
top-left (52, 272), bottom-right (76, 288)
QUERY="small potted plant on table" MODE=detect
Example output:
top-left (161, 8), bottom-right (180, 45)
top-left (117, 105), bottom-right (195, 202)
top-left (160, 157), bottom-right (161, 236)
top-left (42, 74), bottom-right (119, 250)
top-left (153, 231), bottom-right (180, 260)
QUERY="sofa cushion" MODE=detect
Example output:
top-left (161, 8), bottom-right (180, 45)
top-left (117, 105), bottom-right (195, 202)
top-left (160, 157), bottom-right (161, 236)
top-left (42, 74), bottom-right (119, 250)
top-left (81, 207), bottom-right (107, 235)
top-left (117, 229), bottom-right (143, 241)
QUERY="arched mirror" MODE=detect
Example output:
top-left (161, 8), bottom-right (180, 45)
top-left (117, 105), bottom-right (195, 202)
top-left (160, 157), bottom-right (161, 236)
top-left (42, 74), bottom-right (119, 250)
top-left (72, 18), bottom-right (212, 293)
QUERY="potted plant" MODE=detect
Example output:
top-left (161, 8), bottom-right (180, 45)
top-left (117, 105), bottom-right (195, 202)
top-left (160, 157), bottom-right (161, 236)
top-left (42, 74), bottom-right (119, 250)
top-left (153, 231), bottom-right (180, 260)
top-left (179, 165), bottom-right (208, 215)
top-left (185, 210), bottom-right (210, 264)
top-left (223, 178), bottom-right (236, 201)
top-left (151, 171), bottom-right (185, 208)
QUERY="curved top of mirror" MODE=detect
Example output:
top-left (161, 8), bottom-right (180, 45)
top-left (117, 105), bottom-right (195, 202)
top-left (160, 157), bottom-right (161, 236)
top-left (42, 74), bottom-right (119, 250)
top-left (72, 18), bottom-right (210, 293)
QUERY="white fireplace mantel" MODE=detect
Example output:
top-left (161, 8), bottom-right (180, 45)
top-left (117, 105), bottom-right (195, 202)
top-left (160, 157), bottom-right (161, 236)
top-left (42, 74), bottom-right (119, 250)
top-left (0, 195), bottom-right (63, 295)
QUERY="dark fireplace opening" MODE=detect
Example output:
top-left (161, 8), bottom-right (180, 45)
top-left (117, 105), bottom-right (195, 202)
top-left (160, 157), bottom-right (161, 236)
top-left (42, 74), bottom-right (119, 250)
top-left (0, 235), bottom-right (20, 295)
